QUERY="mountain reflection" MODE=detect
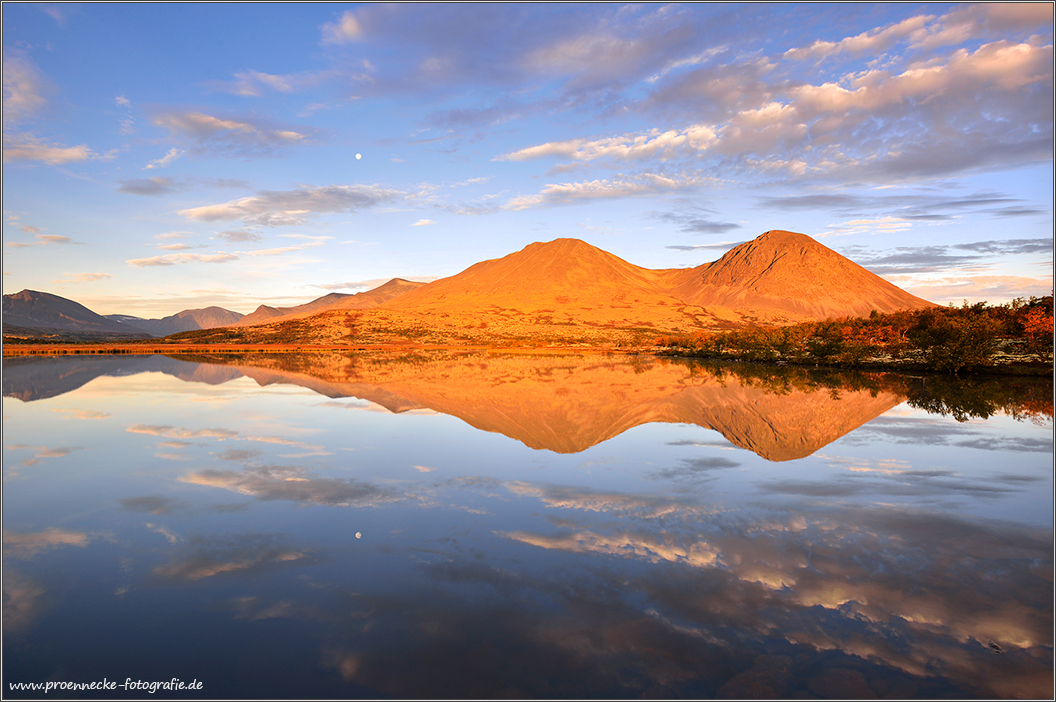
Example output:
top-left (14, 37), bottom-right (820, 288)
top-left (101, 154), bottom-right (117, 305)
top-left (3, 352), bottom-right (1050, 461)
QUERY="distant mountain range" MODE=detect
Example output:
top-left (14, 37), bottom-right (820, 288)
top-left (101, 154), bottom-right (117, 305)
top-left (2, 230), bottom-right (935, 342)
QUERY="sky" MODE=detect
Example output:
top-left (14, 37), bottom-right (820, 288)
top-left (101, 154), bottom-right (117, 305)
top-left (2, 2), bottom-right (1053, 318)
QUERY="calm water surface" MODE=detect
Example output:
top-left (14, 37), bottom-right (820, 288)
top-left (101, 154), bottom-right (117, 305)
top-left (2, 352), bottom-right (1052, 699)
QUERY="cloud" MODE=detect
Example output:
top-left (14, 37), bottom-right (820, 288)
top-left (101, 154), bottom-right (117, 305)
top-left (2, 134), bottom-right (94, 165)
top-left (898, 275), bottom-right (1053, 306)
top-left (842, 238), bottom-right (1054, 275)
top-left (2, 50), bottom-right (52, 123)
top-left (499, 125), bottom-right (719, 163)
top-left (149, 109), bottom-right (315, 157)
top-left (785, 15), bottom-right (932, 61)
top-left (51, 272), bottom-right (112, 284)
top-left (126, 252), bottom-right (239, 267)
top-left (667, 242), bottom-right (744, 252)
top-left (127, 424), bottom-right (240, 439)
top-left (503, 34), bottom-right (1053, 185)
top-left (118, 495), bottom-right (192, 515)
top-left (152, 533), bottom-right (314, 581)
top-left (215, 229), bottom-right (263, 243)
top-left (321, 9), bottom-right (365, 44)
top-left (178, 184), bottom-right (405, 226)
top-left (3, 233), bottom-right (74, 249)
top-left (503, 172), bottom-right (709, 211)
top-left (652, 209), bottom-right (741, 234)
top-left (3, 528), bottom-right (89, 558)
top-left (144, 147), bottom-right (184, 170)
top-left (210, 68), bottom-right (341, 97)
top-left (412, 219), bottom-right (436, 226)
top-left (118, 176), bottom-right (180, 196)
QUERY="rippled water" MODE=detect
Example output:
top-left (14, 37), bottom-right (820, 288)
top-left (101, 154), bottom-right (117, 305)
top-left (3, 352), bottom-right (1052, 698)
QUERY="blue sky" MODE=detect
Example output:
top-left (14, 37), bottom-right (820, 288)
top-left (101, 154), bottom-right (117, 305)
top-left (3, 3), bottom-right (1052, 317)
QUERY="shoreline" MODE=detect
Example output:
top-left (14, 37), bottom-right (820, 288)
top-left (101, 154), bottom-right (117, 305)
top-left (3, 341), bottom-right (1051, 377)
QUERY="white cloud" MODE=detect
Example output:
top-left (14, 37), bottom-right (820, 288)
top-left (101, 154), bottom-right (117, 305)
top-left (321, 10), bottom-right (364, 44)
top-left (144, 147), bottom-right (184, 170)
top-left (149, 110), bottom-right (313, 157)
top-left (178, 185), bottom-right (405, 226)
top-left (503, 172), bottom-right (710, 211)
top-left (2, 134), bottom-right (93, 165)
top-left (126, 252), bottom-right (239, 267)
top-left (2, 51), bottom-right (51, 123)
top-left (412, 219), bottom-right (436, 226)
top-left (51, 272), bottom-right (112, 283)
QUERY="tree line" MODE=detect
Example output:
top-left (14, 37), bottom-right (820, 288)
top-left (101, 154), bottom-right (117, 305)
top-left (656, 296), bottom-right (1053, 374)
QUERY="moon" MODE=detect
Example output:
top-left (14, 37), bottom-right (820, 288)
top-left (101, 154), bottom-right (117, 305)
top-left (355, 532), bottom-right (362, 539)
top-left (355, 153), bottom-right (362, 160)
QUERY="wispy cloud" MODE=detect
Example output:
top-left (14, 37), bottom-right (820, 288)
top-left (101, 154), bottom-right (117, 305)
top-left (149, 109), bottom-right (315, 157)
top-left (118, 176), bottom-right (180, 196)
top-left (126, 252), bottom-right (239, 268)
top-left (144, 147), bottom-right (183, 170)
top-left (178, 184), bottom-right (405, 226)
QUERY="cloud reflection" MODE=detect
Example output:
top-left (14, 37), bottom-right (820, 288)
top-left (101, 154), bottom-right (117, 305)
top-left (181, 464), bottom-right (409, 507)
top-left (152, 533), bottom-right (314, 581)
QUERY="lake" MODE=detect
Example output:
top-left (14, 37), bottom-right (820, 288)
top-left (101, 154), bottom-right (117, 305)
top-left (2, 352), bottom-right (1052, 699)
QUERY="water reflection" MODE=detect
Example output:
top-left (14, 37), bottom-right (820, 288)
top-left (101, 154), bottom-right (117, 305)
top-left (7, 352), bottom-right (1048, 461)
top-left (2, 352), bottom-right (1051, 699)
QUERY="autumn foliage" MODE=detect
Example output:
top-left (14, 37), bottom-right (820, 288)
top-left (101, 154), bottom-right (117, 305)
top-left (656, 296), bottom-right (1053, 374)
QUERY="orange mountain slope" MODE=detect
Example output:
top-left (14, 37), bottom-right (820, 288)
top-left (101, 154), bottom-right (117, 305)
top-left (236, 278), bottom-right (426, 327)
top-left (666, 230), bottom-right (935, 321)
top-left (379, 231), bottom-right (933, 328)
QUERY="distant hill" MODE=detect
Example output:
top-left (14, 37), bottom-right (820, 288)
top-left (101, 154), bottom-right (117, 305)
top-left (235, 278), bottom-right (426, 327)
top-left (107, 306), bottom-right (244, 337)
top-left (3, 290), bottom-right (149, 338)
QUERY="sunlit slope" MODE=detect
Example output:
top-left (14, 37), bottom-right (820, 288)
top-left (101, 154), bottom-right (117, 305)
top-left (381, 238), bottom-right (707, 329)
top-left (237, 278), bottom-right (425, 327)
top-left (378, 232), bottom-right (933, 331)
top-left (666, 230), bottom-right (936, 321)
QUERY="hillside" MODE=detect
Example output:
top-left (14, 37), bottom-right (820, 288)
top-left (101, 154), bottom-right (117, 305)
top-left (376, 231), bottom-right (934, 333)
top-left (666, 230), bottom-right (935, 321)
top-left (236, 278), bottom-right (426, 327)
top-left (108, 306), bottom-right (244, 336)
top-left (3, 290), bottom-right (148, 338)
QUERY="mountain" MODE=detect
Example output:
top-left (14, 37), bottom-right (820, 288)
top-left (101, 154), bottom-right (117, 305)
top-left (235, 278), bottom-right (426, 327)
top-left (108, 306), bottom-right (244, 337)
top-left (666, 230), bottom-right (935, 320)
top-left (379, 231), bottom-right (934, 328)
top-left (3, 290), bottom-right (149, 337)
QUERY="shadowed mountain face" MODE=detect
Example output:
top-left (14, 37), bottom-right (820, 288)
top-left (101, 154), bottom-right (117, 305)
top-left (236, 278), bottom-right (426, 327)
top-left (107, 306), bottom-right (244, 336)
top-left (3, 290), bottom-right (148, 336)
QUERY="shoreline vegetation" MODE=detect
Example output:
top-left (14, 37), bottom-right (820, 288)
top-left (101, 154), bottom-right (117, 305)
top-left (4, 297), bottom-right (1052, 377)
top-left (657, 297), bottom-right (1053, 376)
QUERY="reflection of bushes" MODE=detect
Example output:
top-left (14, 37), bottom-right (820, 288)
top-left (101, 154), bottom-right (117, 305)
top-left (657, 296), bottom-right (1053, 375)
top-left (669, 357), bottom-right (1052, 424)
